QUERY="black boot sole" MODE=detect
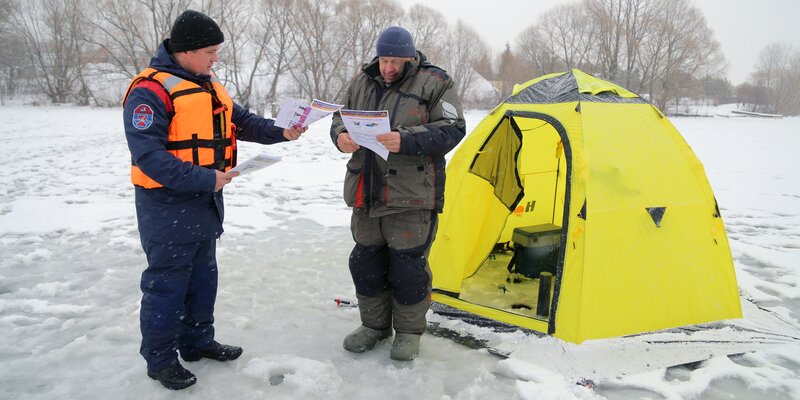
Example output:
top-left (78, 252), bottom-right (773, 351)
top-left (147, 370), bottom-right (197, 390)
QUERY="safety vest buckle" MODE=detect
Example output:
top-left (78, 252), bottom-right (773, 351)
top-left (213, 104), bottom-right (228, 115)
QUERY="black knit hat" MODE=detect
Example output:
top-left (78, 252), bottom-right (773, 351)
top-left (169, 10), bottom-right (224, 53)
top-left (376, 26), bottom-right (416, 58)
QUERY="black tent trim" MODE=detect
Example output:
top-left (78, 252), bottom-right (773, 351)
top-left (504, 110), bottom-right (571, 335)
top-left (506, 71), bottom-right (650, 105)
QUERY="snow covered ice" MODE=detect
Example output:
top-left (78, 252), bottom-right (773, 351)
top-left (1, 105), bottom-right (799, 399)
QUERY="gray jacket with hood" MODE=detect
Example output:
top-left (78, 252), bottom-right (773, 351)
top-left (330, 51), bottom-right (466, 216)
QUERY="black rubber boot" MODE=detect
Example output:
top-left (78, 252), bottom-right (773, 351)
top-left (147, 362), bottom-right (197, 390)
top-left (181, 341), bottom-right (243, 362)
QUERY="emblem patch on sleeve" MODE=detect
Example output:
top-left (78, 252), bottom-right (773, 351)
top-left (441, 100), bottom-right (458, 124)
top-left (133, 104), bottom-right (154, 130)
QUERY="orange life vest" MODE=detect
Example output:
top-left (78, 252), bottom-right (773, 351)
top-left (123, 68), bottom-right (237, 188)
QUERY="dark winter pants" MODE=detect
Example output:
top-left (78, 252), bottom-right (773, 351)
top-left (349, 209), bottom-right (437, 334)
top-left (139, 238), bottom-right (217, 372)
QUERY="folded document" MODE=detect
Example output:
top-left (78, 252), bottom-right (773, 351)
top-left (230, 153), bottom-right (281, 175)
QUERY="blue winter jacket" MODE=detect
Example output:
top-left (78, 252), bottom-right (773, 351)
top-left (123, 40), bottom-right (287, 244)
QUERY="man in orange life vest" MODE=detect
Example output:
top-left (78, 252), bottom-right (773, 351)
top-left (122, 10), bottom-right (305, 390)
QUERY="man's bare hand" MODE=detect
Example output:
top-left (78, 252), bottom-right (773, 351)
top-left (337, 132), bottom-right (361, 153)
top-left (214, 170), bottom-right (240, 192)
top-left (283, 125), bottom-right (307, 141)
top-left (376, 131), bottom-right (401, 153)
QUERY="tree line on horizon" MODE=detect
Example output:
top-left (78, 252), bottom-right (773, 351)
top-left (0, 0), bottom-right (798, 116)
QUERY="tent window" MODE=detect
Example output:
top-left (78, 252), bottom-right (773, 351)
top-left (469, 117), bottom-right (524, 210)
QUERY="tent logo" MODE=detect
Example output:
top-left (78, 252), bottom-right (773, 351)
top-left (514, 200), bottom-right (536, 216)
top-left (646, 207), bottom-right (667, 228)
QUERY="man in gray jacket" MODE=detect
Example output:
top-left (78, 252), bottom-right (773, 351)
top-left (330, 26), bottom-right (466, 361)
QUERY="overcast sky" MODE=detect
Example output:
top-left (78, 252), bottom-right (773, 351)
top-left (406, 0), bottom-right (800, 86)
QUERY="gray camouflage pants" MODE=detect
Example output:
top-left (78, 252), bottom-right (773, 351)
top-left (349, 208), bottom-right (437, 334)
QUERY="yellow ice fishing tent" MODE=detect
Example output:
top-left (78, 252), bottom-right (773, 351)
top-left (429, 69), bottom-right (742, 344)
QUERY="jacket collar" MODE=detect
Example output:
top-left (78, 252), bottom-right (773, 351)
top-left (149, 40), bottom-right (212, 85)
top-left (362, 50), bottom-right (427, 86)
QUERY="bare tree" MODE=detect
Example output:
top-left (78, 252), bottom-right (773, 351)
top-left (7, 0), bottom-right (511, 109)
top-left (786, 50), bottom-right (800, 115)
top-left (547, 4), bottom-right (596, 70)
top-left (516, 3), bottom-right (595, 75)
top-left (735, 82), bottom-right (769, 112)
top-left (83, 0), bottom-right (189, 79)
top-left (405, 4), bottom-right (448, 64)
top-left (13, 0), bottom-right (90, 103)
top-left (0, 0), bottom-right (28, 102)
top-left (751, 43), bottom-right (800, 115)
top-left (442, 20), bottom-right (489, 106)
top-left (203, 0), bottom-right (260, 106)
top-left (288, 0), bottom-right (358, 101)
top-left (584, 0), bottom-right (656, 84)
top-left (585, 0), bottom-right (625, 80)
top-left (700, 75), bottom-right (733, 105)
top-left (514, 0), bottom-right (724, 111)
top-left (638, 0), bottom-right (725, 110)
top-left (142, 0), bottom-right (191, 40)
top-left (496, 44), bottom-right (532, 99)
top-left (338, 0), bottom-right (404, 70)
top-left (517, 26), bottom-right (562, 76)
top-left (621, 0), bottom-right (656, 88)
top-left (253, 0), bottom-right (297, 116)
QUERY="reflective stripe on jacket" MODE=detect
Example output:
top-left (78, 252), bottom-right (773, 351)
top-left (123, 68), bottom-right (236, 188)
